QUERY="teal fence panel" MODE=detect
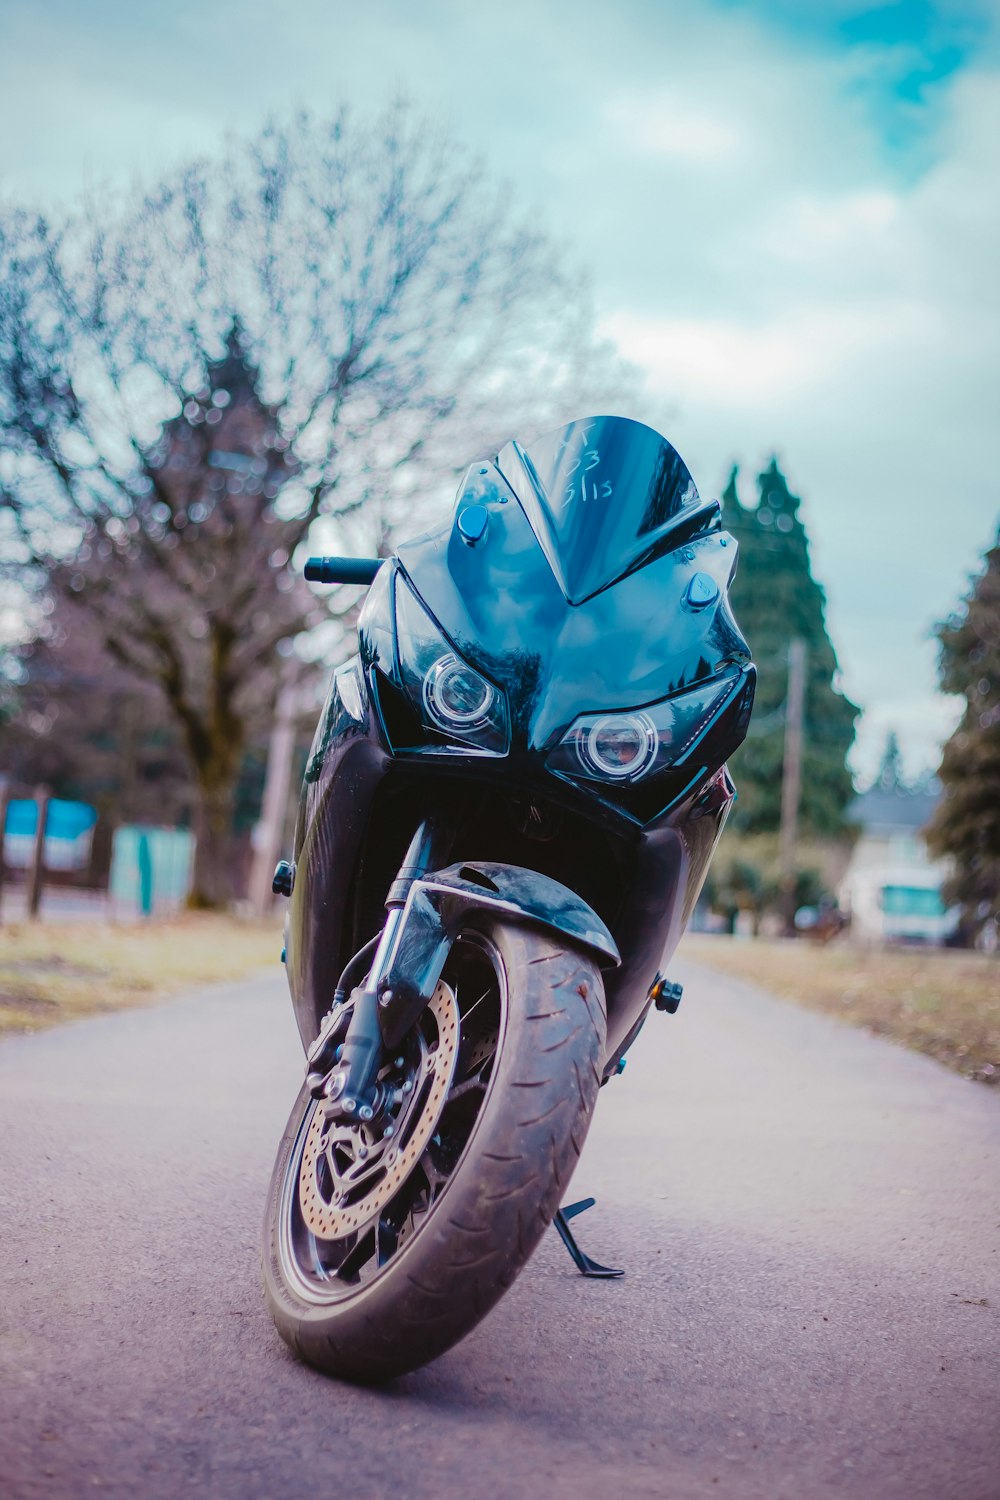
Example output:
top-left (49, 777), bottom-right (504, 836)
top-left (109, 826), bottom-right (194, 914)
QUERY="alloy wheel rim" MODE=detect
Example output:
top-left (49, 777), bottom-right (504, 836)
top-left (277, 931), bottom-right (507, 1306)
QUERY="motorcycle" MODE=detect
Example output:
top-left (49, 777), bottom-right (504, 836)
top-left (261, 415), bottom-right (755, 1380)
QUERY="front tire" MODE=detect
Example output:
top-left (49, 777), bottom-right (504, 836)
top-left (261, 917), bottom-right (606, 1381)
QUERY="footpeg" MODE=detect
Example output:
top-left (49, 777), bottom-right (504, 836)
top-left (553, 1197), bottom-right (624, 1279)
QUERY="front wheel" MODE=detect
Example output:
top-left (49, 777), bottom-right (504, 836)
top-left (261, 917), bottom-right (607, 1381)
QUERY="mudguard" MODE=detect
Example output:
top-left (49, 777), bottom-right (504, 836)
top-left (376, 860), bottom-right (620, 1050)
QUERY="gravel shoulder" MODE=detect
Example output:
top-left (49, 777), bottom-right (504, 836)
top-left (0, 914), bottom-right (282, 1033)
top-left (683, 933), bottom-right (999, 1083)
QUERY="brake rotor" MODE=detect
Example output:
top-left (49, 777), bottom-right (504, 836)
top-left (298, 980), bottom-right (460, 1240)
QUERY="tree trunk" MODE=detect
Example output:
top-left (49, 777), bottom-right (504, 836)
top-left (189, 778), bottom-right (237, 909)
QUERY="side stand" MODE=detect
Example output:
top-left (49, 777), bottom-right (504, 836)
top-left (553, 1197), bottom-right (624, 1279)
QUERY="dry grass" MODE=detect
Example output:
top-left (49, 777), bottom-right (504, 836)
top-left (682, 934), bottom-right (1000, 1085)
top-left (7, 914), bottom-right (996, 1086)
top-left (0, 913), bottom-right (283, 1034)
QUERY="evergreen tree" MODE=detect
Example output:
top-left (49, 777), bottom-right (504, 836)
top-left (925, 530), bottom-right (1000, 939)
top-left (875, 730), bottom-right (907, 792)
top-left (1, 106), bottom-right (634, 906)
top-left (722, 459), bottom-right (858, 834)
top-left (8, 329), bottom-right (320, 907)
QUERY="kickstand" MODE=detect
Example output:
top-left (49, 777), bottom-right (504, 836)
top-left (553, 1197), bottom-right (624, 1279)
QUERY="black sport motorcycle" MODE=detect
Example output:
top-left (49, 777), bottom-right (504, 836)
top-left (262, 416), bottom-right (754, 1379)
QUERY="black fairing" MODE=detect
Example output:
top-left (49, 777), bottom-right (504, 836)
top-left (287, 417), bottom-right (754, 1073)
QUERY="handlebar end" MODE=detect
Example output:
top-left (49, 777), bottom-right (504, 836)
top-left (304, 556), bottom-right (382, 585)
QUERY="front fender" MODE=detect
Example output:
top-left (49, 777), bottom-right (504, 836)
top-left (377, 860), bottom-right (620, 1049)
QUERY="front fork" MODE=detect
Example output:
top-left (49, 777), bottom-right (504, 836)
top-left (305, 817), bottom-right (450, 1121)
top-left (296, 822), bottom-right (634, 1280)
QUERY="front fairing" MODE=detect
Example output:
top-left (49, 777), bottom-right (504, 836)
top-left (291, 417), bottom-right (753, 1061)
top-left (385, 421), bottom-right (751, 776)
top-left (496, 415), bottom-right (719, 605)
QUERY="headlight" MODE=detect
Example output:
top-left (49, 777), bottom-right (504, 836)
top-left (548, 672), bottom-right (743, 785)
top-left (578, 713), bottom-right (658, 780)
top-left (394, 574), bottom-right (509, 754)
top-left (422, 654), bottom-right (496, 730)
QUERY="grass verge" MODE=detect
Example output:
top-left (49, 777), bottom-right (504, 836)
top-left (682, 934), bottom-right (999, 1085)
top-left (0, 914), bottom-right (283, 1035)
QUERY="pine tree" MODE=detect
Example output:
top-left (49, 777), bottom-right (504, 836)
top-left (722, 459), bottom-right (858, 834)
top-left (924, 530), bottom-right (1000, 939)
top-left (22, 327), bottom-right (320, 907)
top-left (2, 107), bottom-right (635, 905)
top-left (875, 730), bottom-right (906, 791)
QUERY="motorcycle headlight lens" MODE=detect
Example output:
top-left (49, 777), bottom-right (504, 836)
top-left (580, 713), bottom-right (658, 780)
top-left (548, 671), bottom-right (744, 786)
top-left (393, 574), bottom-right (509, 754)
top-left (423, 654), bottom-right (495, 729)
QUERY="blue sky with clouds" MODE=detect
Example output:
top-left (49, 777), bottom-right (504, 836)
top-left (1, 0), bottom-right (997, 778)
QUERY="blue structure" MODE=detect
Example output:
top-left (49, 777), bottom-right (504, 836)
top-left (3, 799), bottom-right (97, 871)
top-left (109, 826), bottom-right (194, 914)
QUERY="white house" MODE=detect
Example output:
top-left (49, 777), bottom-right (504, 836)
top-left (839, 784), bottom-right (957, 944)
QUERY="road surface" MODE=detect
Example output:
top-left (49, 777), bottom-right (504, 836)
top-left (1, 951), bottom-right (997, 1499)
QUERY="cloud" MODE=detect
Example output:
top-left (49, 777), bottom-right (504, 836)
top-left (589, 48), bottom-right (999, 778)
top-left (600, 301), bottom-right (921, 408)
top-left (0, 0), bottom-right (996, 780)
top-left (603, 95), bottom-right (746, 164)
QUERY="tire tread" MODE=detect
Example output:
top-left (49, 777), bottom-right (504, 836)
top-left (262, 917), bottom-right (606, 1381)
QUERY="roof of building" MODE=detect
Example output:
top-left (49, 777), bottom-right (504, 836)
top-left (849, 784), bottom-right (940, 835)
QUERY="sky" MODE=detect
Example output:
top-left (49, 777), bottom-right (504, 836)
top-left (1, 0), bottom-right (997, 781)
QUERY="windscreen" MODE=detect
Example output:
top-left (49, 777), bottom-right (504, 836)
top-left (496, 416), bottom-right (703, 604)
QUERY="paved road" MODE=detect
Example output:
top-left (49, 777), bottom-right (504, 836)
top-left (1, 951), bottom-right (997, 1500)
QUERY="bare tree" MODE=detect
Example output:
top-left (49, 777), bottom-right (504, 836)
top-left (2, 594), bottom-right (190, 828)
top-left (0, 104), bottom-right (635, 904)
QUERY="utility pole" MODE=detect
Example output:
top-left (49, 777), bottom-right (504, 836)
top-left (0, 775), bottom-right (11, 925)
top-left (778, 639), bottom-right (807, 938)
top-left (248, 666), bottom-right (301, 917)
top-left (27, 785), bottom-right (51, 920)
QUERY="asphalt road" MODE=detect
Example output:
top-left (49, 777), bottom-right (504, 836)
top-left (1, 950), bottom-right (997, 1500)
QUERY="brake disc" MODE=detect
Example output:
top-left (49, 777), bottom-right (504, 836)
top-left (298, 980), bottom-right (460, 1240)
